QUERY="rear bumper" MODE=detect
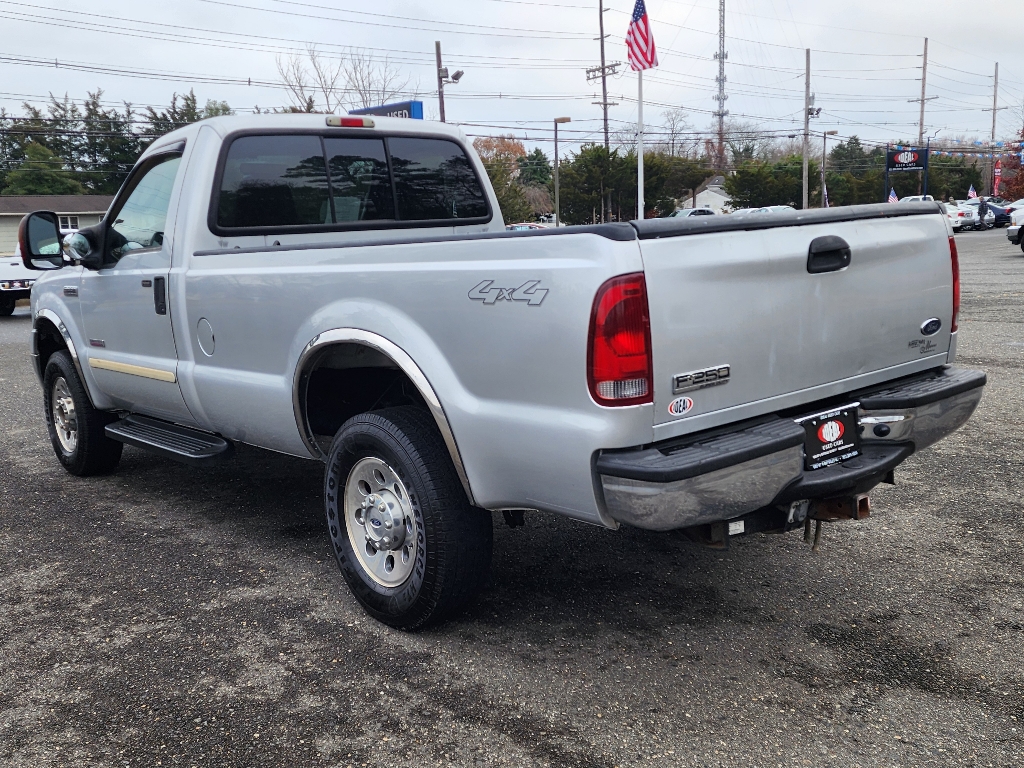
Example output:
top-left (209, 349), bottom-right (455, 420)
top-left (596, 366), bottom-right (986, 531)
top-left (1008, 225), bottom-right (1021, 245)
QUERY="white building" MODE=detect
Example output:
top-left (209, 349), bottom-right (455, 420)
top-left (677, 176), bottom-right (731, 214)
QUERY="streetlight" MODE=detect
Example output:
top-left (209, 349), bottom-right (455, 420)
top-left (821, 130), bottom-right (838, 208)
top-left (434, 40), bottom-right (464, 123)
top-left (554, 117), bottom-right (571, 227)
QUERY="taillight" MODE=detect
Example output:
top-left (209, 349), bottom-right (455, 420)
top-left (588, 273), bottom-right (653, 406)
top-left (949, 236), bottom-right (960, 333)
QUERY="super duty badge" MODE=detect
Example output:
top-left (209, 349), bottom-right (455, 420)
top-left (673, 365), bottom-right (731, 395)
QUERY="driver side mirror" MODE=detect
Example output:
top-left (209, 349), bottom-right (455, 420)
top-left (18, 211), bottom-right (64, 270)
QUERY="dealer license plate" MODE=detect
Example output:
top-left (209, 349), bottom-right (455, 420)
top-left (796, 403), bottom-right (861, 471)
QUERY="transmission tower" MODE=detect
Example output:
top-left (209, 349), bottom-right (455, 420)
top-left (712, 0), bottom-right (729, 170)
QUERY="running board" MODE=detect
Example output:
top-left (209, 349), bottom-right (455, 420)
top-left (105, 414), bottom-right (234, 466)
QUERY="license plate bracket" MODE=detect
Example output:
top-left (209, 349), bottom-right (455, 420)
top-left (796, 403), bottom-right (861, 471)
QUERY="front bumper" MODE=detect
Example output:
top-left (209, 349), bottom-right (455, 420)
top-left (1008, 225), bottom-right (1021, 245)
top-left (596, 367), bottom-right (986, 531)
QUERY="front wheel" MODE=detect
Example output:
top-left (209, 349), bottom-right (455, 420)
top-left (324, 406), bottom-right (492, 630)
top-left (0, 295), bottom-right (15, 316)
top-left (42, 351), bottom-right (123, 475)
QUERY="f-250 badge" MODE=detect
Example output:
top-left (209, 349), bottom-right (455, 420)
top-left (469, 280), bottom-right (548, 306)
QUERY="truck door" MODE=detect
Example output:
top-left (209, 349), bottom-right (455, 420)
top-left (77, 150), bottom-right (195, 425)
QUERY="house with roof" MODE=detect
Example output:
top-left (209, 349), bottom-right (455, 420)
top-left (676, 175), bottom-right (731, 214)
top-left (0, 195), bottom-right (113, 255)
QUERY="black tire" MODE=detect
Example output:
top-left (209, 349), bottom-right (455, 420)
top-left (42, 350), bottom-right (123, 476)
top-left (324, 406), bottom-right (492, 630)
top-left (0, 295), bottom-right (14, 316)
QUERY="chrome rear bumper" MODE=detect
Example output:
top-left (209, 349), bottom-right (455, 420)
top-left (597, 367), bottom-right (985, 531)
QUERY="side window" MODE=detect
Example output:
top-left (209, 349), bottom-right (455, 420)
top-left (388, 137), bottom-right (488, 221)
top-left (217, 135), bottom-right (330, 229)
top-left (107, 154), bottom-right (182, 261)
top-left (323, 138), bottom-right (394, 222)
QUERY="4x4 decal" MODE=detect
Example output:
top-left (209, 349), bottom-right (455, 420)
top-left (469, 280), bottom-right (548, 306)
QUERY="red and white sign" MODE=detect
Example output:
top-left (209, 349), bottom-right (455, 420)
top-left (817, 420), bottom-right (845, 444)
top-left (994, 160), bottom-right (1002, 197)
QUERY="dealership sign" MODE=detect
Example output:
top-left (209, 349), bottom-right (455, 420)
top-left (349, 100), bottom-right (424, 119)
top-left (887, 148), bottom-right (928, 173)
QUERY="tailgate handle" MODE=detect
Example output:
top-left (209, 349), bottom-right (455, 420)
top-left (807, 236), bottom-right (851, 274)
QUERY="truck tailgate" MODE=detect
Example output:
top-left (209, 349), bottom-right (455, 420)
top-left (636, 205), bottom-right (954, 430)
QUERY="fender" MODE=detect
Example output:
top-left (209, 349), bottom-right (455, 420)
top-left (292, 328), bottom-right (476, 506)
top-left (33, 308), bottom-right (97, 407)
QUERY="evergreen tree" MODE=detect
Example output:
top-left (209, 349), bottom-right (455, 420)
top-left (516, 148), bottom-right (552, 187)
top-left (2, 142), bottom-right (85, 195)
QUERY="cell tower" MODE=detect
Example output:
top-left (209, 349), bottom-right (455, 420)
top-left (712, 0), bottom-right (729, 170)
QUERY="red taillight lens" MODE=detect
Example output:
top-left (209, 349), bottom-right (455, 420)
top-left (949, 236), bottom-right (960, 333)
top-left (588, 273), bottom-right (653, 406)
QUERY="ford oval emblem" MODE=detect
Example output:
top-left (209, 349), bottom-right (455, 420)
top-left (370, 518), bottom-right (382, 527)
top-left (668, 396), bottom-right (694, 416)
top-left (920, 318), bottom-right (942, 336)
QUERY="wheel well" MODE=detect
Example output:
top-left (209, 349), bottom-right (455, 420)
top-left (35, 318), bottom-right (67, 371)
top-left (303, 343), bottom-right (429, 448)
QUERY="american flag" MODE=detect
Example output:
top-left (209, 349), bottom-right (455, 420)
top-left (888, 188), bottom-right (899, 204)
top-left (967, 184), bottom-right (978, 199)
top-left (626, 0), bottom-right (658, 71)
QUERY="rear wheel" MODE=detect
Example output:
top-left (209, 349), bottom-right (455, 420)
top-left (42, 351), bottom-right (122, 475)
top-left (324, 406), bottom-right (492, 630)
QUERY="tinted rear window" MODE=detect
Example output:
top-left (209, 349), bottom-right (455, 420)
top-left (389, 137), bottom-right (488, 221)
top-left (324, 138), bottom-right (394, 222)
top-left (218, 135), bottom-right (330, 228)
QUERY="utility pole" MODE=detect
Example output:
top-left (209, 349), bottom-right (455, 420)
top-left (990, 62), bottom-right (1000, 194)
top-left (918, 37), bottom-right (929, 145)
top-left (435, 41), bottom-right (446, 123)
top-left (712, 0), bottom-right (728, 170)
top-left (802, 49), bottom-right (810, 210)
top-left (586, 1), bottom-right (620, 223)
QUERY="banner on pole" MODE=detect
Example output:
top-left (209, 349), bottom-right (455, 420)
top-left (994, 160), bottom-right (1002, 197)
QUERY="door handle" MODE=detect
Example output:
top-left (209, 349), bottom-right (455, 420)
top-left (153, 276), bottom-right (167, 315)
top-left (807, 236), bottom-right (851, 274)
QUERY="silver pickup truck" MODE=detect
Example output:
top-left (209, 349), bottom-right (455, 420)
top-left (19, 114), bottom-right (985, 629)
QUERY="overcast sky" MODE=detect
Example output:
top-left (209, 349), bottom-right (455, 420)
top-left (2, 0), bottom-right (1022, 157)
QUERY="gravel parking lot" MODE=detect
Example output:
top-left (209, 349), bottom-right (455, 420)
top-left (1, 229), bottom-right (1021, 768)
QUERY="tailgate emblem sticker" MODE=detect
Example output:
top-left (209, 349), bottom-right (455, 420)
top-left (469, 280), bottom-right (548, 306)
top-left (668, 396), bottom-right (694, 416)
top-left (672, 364), bottom-right (730, 394)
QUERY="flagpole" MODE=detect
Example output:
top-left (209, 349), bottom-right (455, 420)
top-left (637, 69), bottom-right (644, 220)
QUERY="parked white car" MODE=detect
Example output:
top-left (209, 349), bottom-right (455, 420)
top-left (942, 203), bottom-right (966, 232)
top-left (670, 208), bottom-right (716, 218)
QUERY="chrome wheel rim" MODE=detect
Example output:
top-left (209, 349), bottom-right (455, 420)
top-left (51, 377), bottom-right (78, 454)
top-left (344, 457), bottom-right (418, 587)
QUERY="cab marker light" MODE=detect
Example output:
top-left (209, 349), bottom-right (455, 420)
top-left (326, 116), bottom-right (375, 128)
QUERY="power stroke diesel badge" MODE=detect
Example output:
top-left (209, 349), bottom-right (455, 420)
top-left (672, 364), bottom-right (730, 395)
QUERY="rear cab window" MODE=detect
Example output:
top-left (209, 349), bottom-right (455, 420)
top-left (210, 132), bottom-right (491, 237)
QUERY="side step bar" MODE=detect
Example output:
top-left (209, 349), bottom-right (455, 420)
top-left (105, 414), bottom-right (234, 466)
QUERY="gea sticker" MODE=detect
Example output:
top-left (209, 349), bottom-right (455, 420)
top-left (668, 396), bottom-right (694, 416)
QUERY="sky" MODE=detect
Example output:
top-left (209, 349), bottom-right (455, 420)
top-left (1, 0), bottom-right (1022, 159)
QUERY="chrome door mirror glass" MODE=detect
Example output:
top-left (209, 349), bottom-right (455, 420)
top-left (17, 211), bottom-right (64, 270)
top-left (63, 232), bottom-right (93, 262)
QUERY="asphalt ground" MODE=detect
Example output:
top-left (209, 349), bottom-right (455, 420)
top-left (1, 228), bottom-right (1021, 768)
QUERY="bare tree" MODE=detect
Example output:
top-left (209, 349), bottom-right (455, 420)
top-left (276, 46), bottom-right (413, 113)
top-left (276, 51), bottom-right (317, 112)
top-left (344, 50), bottom-right (413, 111)
top-left (658, 107), bottom-right (693, 157)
